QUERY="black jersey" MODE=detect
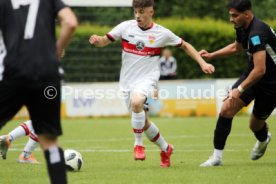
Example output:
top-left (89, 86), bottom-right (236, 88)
top-left (0, 0), bottom-right (66, 86)
top-left (236, 17), bottom-right (276, 94)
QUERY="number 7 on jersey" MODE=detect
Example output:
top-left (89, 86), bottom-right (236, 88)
top-left (11, 0), bottom-right (40, 40)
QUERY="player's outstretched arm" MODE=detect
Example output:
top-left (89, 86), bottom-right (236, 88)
top-left (199, 41), bottom-right (242, 60)
top-left (180, 41), bottom-right (215, 74)
top-left (56, 7), bottom-right (78, 60)
top-left (89, 35), bottom-right (112, 47)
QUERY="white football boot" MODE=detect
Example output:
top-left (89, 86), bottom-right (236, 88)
top-left (200, 155), bottom-right (223, 167)
top-left (251, 132), bottom-right (271, 160)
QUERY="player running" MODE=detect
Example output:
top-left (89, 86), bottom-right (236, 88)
top-left (89, 0), bottom-right (215, 167)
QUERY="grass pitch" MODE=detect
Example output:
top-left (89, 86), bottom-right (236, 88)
top-left (0, 116), bottom-right (276, 184)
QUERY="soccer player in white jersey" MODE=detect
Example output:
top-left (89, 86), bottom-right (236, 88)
top-left (89, 0), bottom-right (215, 167)
top-left (0, 120), bottom-right (39, 164)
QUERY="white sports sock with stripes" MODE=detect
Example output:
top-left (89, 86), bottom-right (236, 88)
top-left (144, 122), bottom-right (168, 151)
top-left (131, 111), bottom-right (145, 146)
top-left (24, 120), bottom-right (34, 131)
top-left (9, 120), bottom-right (33, 142)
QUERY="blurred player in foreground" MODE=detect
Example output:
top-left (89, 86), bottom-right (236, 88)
top-left (0, 0), bottom-right (77, 183)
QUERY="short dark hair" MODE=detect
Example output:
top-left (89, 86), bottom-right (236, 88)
top-left (227, 0), bottom-right (252, 12)
top-left (132, 0), bottom-right (154, 8)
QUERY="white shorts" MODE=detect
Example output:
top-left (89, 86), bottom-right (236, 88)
top-left (122, 80), bottom-right (158, 111)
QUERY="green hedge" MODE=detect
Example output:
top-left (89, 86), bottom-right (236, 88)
top-left (156, 18), bottom-right (241, 79)
top-left (61, 18), bottom-right (276, 82)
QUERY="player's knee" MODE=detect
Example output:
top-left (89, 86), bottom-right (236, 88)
top-left (220, 106), bottom-right (234, 118)
top-left (249, 121), bottom-right (265, 132)
top-left (37, 134), bottom-right (58, 150)
top-left (131, 100), bottom-right (144, 112)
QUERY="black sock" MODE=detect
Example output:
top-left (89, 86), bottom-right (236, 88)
top-left (253, 123), bottom-right (268, 142)
top-left (213, 115), bottom-right (233, 150)
top-left (44, 146), bottom-right (67, 184)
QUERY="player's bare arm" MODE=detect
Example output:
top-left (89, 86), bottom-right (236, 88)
top-left (89, 35), bottom-right (112, 47)
top-left (56, 7), bottom-right (78, 60)
top-left (199, 41), bottom-right (243, 60)
top-left (229, 50), bottom-right (266, 108)
top-left (237, 50), bottom-right (266, 91)
top-left (180, 41), bottom-right (215, 74)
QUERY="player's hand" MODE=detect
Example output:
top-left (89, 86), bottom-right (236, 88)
top-left (201, 63), bottom-right (215, 74)
top-left (89, 35), bottom-right (101, 45)
top-left (222, 89), bottom-right (231, 102)
top-left (56, 44), bottom-right (65, 60)
top-left (228, 88), bottom-right (241, 108)
top-left (199, 50), bottom-right (214, 60)
top-left (60, 49), bottom-right (65, 59)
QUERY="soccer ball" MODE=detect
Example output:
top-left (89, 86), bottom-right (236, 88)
top-left (64, 149), bottom-right (83, 171)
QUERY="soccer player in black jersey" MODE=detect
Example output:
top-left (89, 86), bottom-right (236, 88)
top-left (199, 0), bottom-right (276, 167)
top-left (0, 0), bottom-right (77, 183)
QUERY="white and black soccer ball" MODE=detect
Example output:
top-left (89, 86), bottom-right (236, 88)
top-left (64, 149), bottom-right (83, 172)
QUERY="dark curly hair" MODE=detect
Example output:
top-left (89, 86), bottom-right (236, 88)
top-left (227, 0), bottom-right (252, 12)
top-left (132, 0), bottom-right (154, 8)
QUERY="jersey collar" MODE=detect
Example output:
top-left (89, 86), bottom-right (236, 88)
top-left (138, 22), bottom-right (154, 31)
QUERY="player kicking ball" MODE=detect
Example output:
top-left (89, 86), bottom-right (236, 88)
top-left (89, 0), bottom-right (215, 167)
top-left (0, 120), bottom-right (39, 164)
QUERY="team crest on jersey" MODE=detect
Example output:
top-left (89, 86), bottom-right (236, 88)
top-left (136, 40), bottom-right (145, 51)
top-left (148, 35), bottom-right (156, 44)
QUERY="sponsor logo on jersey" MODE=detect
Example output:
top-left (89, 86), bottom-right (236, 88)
top-left (128, 34), bottom-right (135, 38)
top-left (136, 40), bottom-right (145, 51)
top-left (122, 40), bottom-right (161, 56)
top-left (148, 34), bottom-right (156, 44)
top-left (251, 35), bottom-right (261, 46)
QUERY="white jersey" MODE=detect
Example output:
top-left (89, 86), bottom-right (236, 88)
top-left (107, 20), bottom-right (183, 91)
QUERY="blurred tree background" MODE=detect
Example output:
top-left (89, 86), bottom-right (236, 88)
top-left (154, 0), bottom-right (275, 20)
top-left (73, 0), bottom-right (276, 25)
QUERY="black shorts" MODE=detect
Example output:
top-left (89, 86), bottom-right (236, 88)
top-left (0, 82), bottom-right (62, 136)
top-left (252, 91), bottom-right (276, 120)
top-left (232, 78), bottom-right (276, 120)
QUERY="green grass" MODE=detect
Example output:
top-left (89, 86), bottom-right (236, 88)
top-left (1, 116), bottom-right (276, 184)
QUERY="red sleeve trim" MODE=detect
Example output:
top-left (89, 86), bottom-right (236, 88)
top-left (106, 34), bottom-right (115, 42)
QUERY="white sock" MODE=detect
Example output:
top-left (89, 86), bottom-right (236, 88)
top-left (22, 137), bottom-right (39, 158)
top-left (144, 122), bottom-right (168, 152)
top-left (24, 120), bottom-right (34, 132)
top-left (214, 149), bottom-right (223, 158)
top-left (131, 111), bottom-right (145, 146)
top-left (9, 120), bottom-right (33, 142)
